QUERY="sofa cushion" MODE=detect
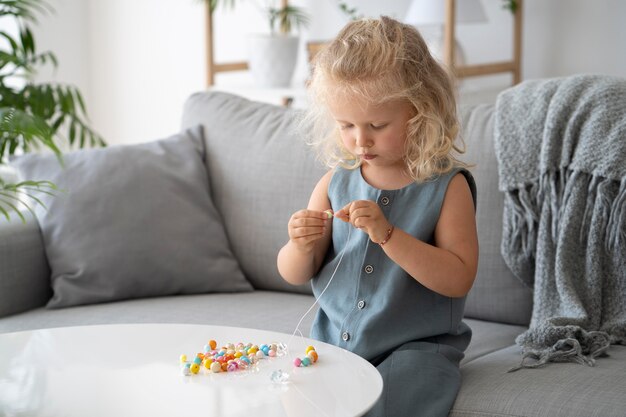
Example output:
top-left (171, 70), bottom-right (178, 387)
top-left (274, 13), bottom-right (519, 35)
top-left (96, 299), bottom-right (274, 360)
top-left (0, 291), bottom-right (317, 336)
top-left (11, 126), bottom-right (252, 308)
top-left (461, 318), bottom-right (527, 364)
top-left (459, 103), bottom-right (533, 326)
top-left (0, 292), bottom-right (524, 368)
top-left (451, 344), bottom-right (626, 417)
top-left (181, 92), bottom-right (326, 293)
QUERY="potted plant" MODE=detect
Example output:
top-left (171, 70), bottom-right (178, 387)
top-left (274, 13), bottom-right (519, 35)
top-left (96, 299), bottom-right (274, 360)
top-left (209, 0), bottom-right (309, 87)
top-left (0, 0), bottom-right (105, 221)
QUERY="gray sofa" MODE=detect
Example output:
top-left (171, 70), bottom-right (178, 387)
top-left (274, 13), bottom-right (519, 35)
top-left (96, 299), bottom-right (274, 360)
top-left (1, 86), bottom-right (624, 417)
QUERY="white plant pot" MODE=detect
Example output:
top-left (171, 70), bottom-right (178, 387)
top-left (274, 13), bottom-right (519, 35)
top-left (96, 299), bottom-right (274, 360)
top-left (247, 34), bottom-right (299, 88)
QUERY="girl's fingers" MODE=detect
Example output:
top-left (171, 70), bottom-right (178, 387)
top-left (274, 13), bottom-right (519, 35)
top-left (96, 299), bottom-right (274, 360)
top-left (335, 209), bottom-right (350, 222)
top-left (291, 226), bottom-right (325, 237)
top-left (293, 217), bottom-right (327, 227)
top-left (294, 209), bottom-right (332, 220)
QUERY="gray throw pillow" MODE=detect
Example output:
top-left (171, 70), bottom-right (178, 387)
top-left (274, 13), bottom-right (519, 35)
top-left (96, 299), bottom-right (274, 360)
top-left (11, 125), bottom-right (253, 308)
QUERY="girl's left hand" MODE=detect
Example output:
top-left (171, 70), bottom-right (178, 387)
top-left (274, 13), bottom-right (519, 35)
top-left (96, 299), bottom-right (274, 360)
top-left (336, 200), bottom-right (393, 244)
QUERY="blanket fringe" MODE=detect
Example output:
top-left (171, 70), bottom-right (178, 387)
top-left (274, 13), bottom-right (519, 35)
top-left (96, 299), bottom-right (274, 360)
top-left (506, 170), bottom-right (626, 256)
top-left (607, 177), bottom-right (626, 250)
top-left (508, 334), bottom-right (610, 372)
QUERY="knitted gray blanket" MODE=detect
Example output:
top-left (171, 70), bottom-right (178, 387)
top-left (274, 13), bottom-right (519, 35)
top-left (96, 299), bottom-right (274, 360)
top-left (494, 74), bottom-right (626, 371)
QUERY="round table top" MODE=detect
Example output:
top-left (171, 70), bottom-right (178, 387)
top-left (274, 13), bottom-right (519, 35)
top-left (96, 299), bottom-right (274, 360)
top-left (0, 323), bottom-right (382, 417)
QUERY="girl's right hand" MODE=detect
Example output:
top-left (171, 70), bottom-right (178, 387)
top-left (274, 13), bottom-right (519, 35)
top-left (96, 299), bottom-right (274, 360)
top-left (288, 209), bottom-right (332, 253)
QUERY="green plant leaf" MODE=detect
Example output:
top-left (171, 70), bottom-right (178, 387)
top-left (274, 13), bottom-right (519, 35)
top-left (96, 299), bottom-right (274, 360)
top-left (0, 107), bottom-right (59, 162)
top-left (0, 178), bottom-right (58, 222)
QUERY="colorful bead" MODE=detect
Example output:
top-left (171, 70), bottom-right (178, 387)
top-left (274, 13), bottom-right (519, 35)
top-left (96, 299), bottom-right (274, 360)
top-left (301, 357), bottom-right (311, 367)
top-left (293, 358), bottom-right (302, 367)
top-left (210, 361), bottom-right (221, 373)
top-left (179, 339), bottom-right (294, 376)
top-left (305, 346), bottom-right (316, 355)
top-left (307, 351), bottom-right (318, 363)
top-left (190, 363), bottom-right (200, 374)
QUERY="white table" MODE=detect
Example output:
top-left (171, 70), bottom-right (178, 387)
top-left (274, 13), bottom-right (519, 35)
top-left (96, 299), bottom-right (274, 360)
top-left (0, 324), bottom-right (382, 417)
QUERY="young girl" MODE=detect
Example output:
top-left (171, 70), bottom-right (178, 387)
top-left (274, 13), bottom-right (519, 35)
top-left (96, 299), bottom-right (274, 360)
top-left (277, 16), bottom-right (478, 417)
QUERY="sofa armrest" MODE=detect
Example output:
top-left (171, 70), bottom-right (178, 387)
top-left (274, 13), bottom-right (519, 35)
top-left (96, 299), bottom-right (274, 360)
top-left (0, 214), bottom-right (51, 319)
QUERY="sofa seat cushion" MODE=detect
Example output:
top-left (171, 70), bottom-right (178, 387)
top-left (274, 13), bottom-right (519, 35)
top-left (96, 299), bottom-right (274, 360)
top-left (461, 319), bottom-right (527, 365)
top-left (452, 344), bottom-right (626, 417)
top-left (0, 296), bottom-right (523, 365)
top-left (0, 291), bottom-right (318, 336)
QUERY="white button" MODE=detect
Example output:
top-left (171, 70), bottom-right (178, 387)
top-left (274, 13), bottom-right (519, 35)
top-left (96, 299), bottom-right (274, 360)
top-left (342, 332), bottom-right (350, 341)
top-left (357, 300), bottom-right (366, 309)
top-left (380, 196), bottom-right (390, 206)
top-left (364, 265), bottom-right (374, 274)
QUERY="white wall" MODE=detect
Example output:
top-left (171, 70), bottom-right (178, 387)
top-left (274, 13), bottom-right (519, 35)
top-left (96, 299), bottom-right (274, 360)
top-left (87, 0), bottom-right (205, 144)
top-left (28, 0), bottom-right (626, 146)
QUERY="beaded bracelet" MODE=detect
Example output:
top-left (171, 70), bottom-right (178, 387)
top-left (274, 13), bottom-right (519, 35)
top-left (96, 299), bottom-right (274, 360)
top-left (379, 225), bottom-right (395, 246)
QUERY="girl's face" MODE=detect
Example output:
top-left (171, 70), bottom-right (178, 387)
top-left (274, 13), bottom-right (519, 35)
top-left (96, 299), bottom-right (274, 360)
top-left (328, 93), bottom-right (415, 173)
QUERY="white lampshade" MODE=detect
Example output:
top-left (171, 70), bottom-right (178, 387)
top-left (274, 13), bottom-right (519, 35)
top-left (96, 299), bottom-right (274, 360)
top-left (404, 0), bottom-right (487, 27)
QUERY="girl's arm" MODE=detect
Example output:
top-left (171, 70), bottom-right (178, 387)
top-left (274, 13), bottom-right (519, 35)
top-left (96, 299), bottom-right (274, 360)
top-left (337, 173), bottom-right (478, 297)
top-left (277, 171), bottom-right (334, 286)
top-left (383, 173), bottom-right (478, 297)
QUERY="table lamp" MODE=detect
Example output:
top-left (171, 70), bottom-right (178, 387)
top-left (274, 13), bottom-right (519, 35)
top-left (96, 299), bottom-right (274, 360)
top-left (404, 0), bottom-right (487, 66)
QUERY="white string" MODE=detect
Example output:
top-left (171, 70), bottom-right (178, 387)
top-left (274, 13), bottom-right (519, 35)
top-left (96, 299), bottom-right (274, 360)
top-left (286, 226), bottom-right (352, 352)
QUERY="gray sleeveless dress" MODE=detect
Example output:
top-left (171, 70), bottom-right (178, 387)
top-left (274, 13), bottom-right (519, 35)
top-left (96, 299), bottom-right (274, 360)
top-left (311, 166), bottom-right (477, 417)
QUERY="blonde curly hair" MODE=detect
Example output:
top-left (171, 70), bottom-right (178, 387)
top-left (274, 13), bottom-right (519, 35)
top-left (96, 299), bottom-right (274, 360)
top-left (303, 16), bottom-right (467, 183)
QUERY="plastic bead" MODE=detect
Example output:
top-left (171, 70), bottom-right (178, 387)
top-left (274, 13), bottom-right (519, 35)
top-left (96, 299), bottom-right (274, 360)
top-left (293, 358), bottom-right (302, 367)
top-left (190, 363), bottom-right (200, 374)
top-left (179, 339), bottom-right (293, 376)
top-left (270, 369), bottom-right (290, 383)
top-left (307, 351), bottom-right (318, 363)
top-left (301, 357), bottom-right (311, 367)
top-left (210, 361), bottom-right (221, 373)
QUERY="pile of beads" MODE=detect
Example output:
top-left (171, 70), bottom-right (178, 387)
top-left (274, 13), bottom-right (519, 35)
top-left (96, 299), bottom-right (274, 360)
top-left (179, 339), bottom-right (285, 376)
top-left (293, 345), bottom-right (318, 368)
